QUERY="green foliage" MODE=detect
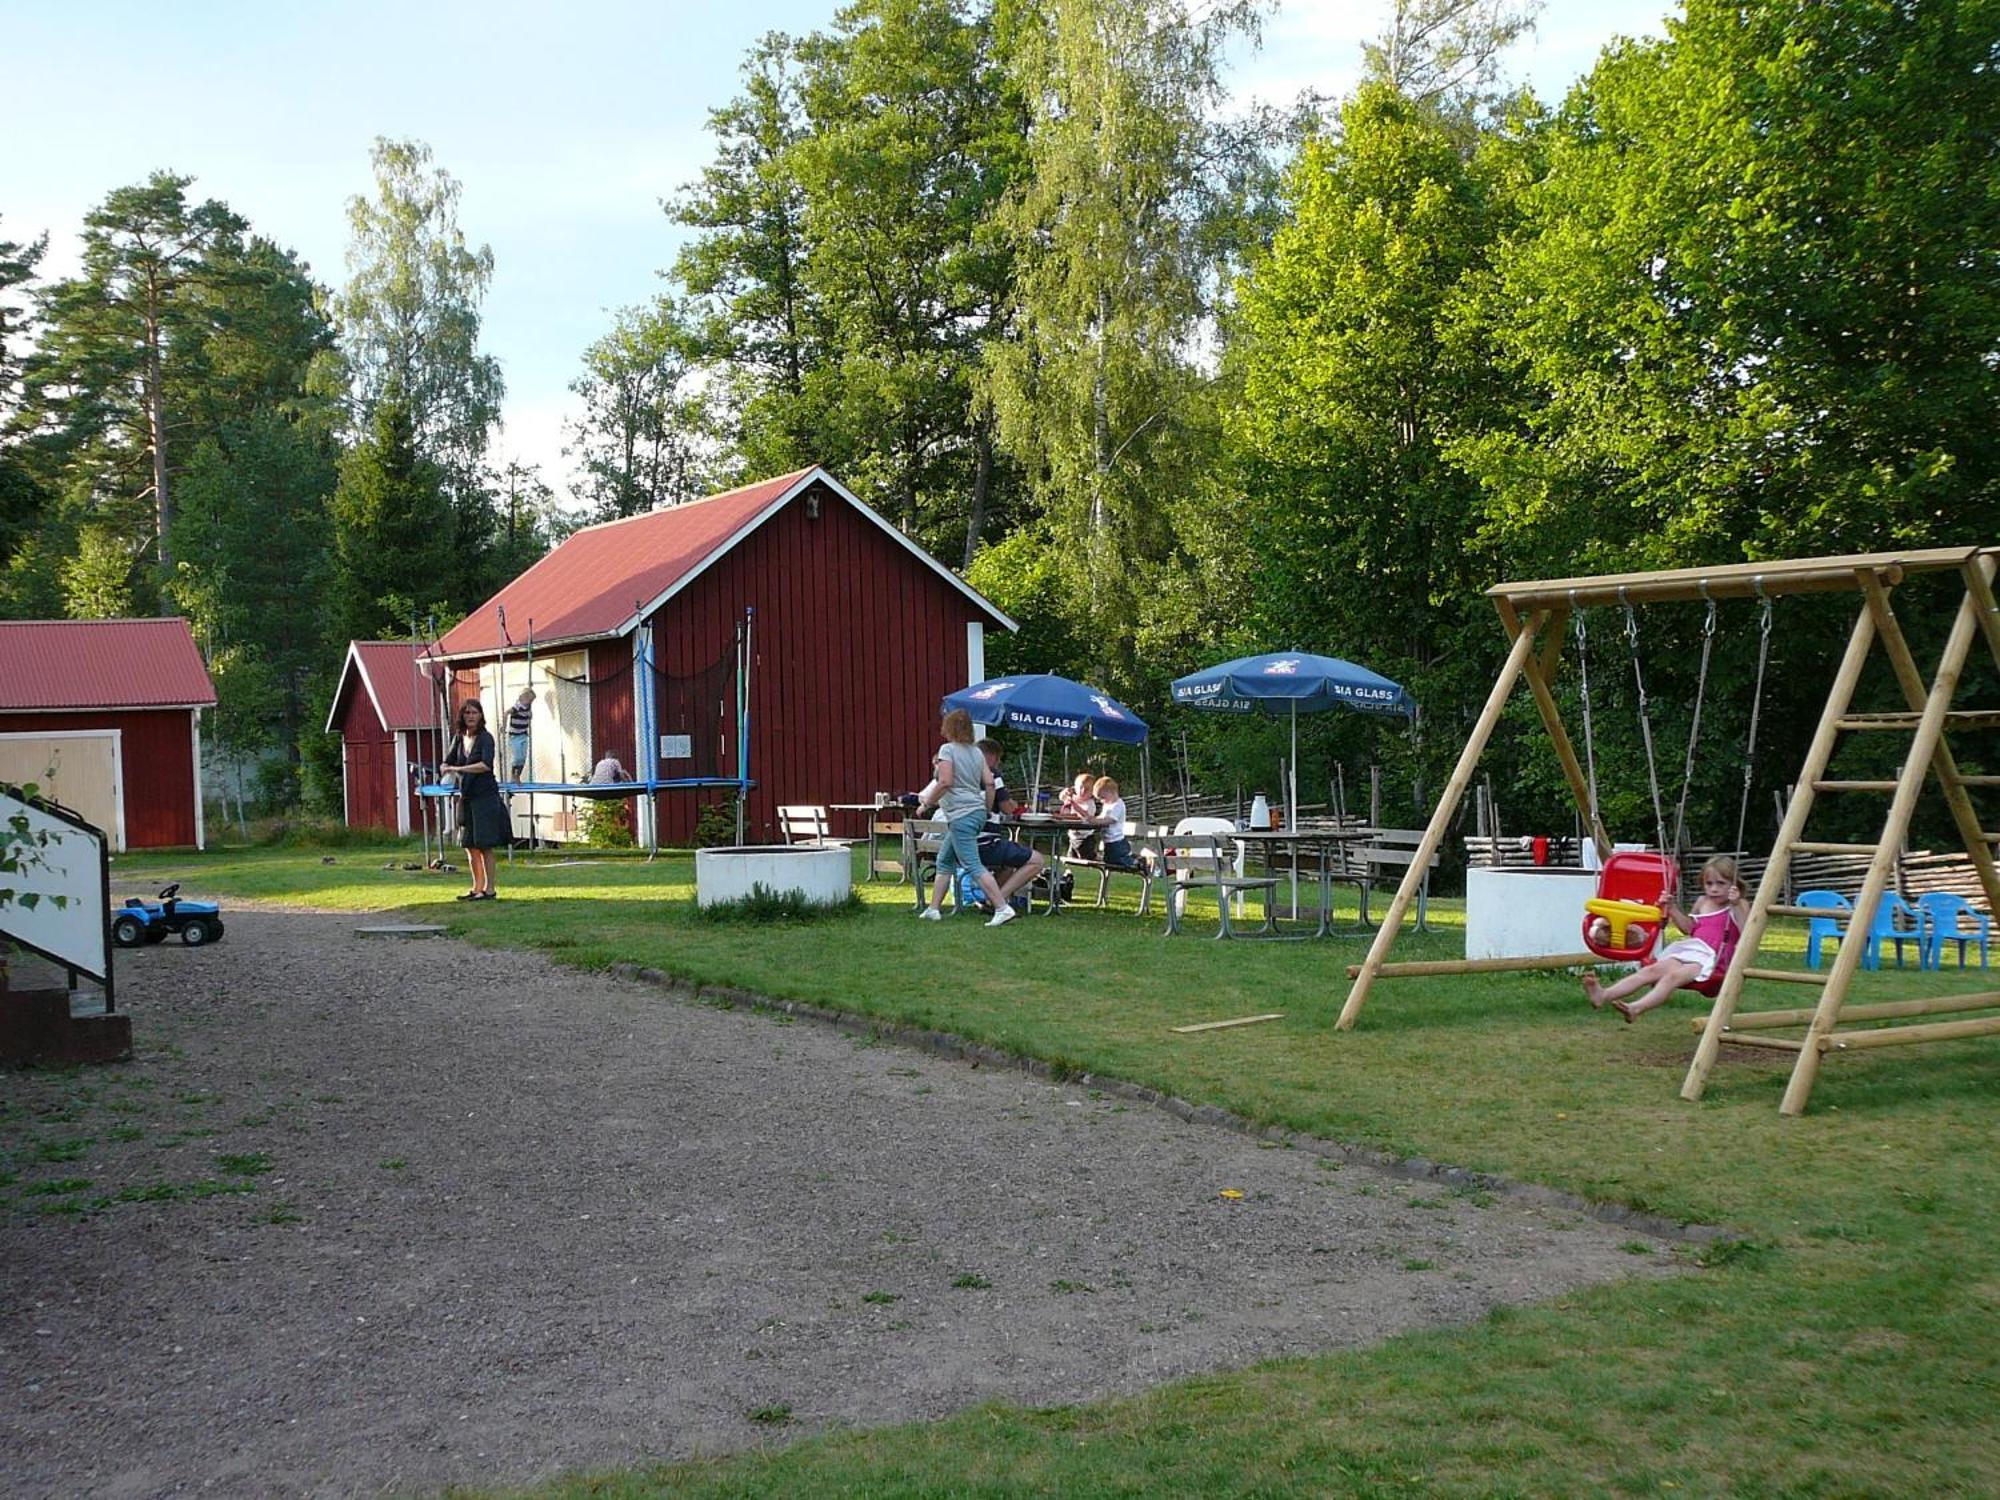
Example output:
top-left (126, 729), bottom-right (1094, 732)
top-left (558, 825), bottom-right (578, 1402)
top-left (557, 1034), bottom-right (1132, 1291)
top-left (328, 391), bottom-right (454, 644)
top-left (669, 3), bottom-right (1030, 561)
top-left (979, 0), bottom-right (1266, 691)
top-left (693, 881), bottom-right (864, 923)
top-left (579, 794), bottom-right (636, 849)
top-left (1, 781), bottom-right (73, 914)
top-left (330, 139), bottom-right (503, 485)
top-left (568, 300), bottom-right (719, 520)
top-left (691, 801), bottom-right (737, 850)
top-left (17, 172), bottom-right (248, 578)
top-left (1226, 82), bottom-right (1524, 814)
top-left (1458, 0), bottom-right (2000, 573)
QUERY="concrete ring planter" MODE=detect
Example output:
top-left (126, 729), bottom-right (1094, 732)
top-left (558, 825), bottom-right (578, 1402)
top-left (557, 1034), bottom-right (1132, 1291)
top-left (695, 844), bottom-right (853, 909)
top-left (1464, 865), bottom-right (1608, 961)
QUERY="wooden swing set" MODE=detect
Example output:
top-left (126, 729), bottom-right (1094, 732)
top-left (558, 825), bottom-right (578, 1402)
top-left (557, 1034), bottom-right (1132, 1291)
top-left (1339, 545), bottom-right (2000, 1116)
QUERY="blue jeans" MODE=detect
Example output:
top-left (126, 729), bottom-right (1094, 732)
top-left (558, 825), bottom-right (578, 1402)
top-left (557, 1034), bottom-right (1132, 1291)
top-left (936, 811), bottom-right (986, 878)
top-left (507, 734), bottom-right (529, 777)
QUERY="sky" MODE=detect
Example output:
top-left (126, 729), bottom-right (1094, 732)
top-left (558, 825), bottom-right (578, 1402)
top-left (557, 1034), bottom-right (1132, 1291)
top-left (3, 0), bottom-right (1675, 508)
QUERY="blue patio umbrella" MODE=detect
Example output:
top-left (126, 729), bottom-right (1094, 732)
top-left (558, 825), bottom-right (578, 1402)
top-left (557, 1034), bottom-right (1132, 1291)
top-left (942, 674), bottom-right (1149, 744)
top-left (1171, 653), bottom-right (1413, 828)
top-left (942, 674), bottom-right (1149, 807)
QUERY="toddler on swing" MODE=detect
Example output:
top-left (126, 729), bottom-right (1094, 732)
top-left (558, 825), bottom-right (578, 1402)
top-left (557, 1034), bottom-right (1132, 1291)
top-left (1583, 855), bottom-right (1749, 1022)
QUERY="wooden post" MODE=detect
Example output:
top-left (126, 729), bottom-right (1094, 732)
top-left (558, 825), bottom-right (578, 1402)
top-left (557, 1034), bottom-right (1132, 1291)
top-left (1338, 615), bottom-right (1544, 1031)
top-left (1682, 599), bottom-right (1879, 1101)
top-left (1778, 576), bottom-right (1981, 1115)
top-left (1497, 596), bottom-right (1611, 860)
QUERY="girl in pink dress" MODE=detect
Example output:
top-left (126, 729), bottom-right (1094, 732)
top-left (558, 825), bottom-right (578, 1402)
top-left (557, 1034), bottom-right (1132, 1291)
top-left (1583, 856), bottom-right (1750, 1022)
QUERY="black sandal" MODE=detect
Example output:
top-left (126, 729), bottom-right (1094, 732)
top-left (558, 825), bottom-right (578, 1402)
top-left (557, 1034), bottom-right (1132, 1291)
top-left (456, 890), bottom-right (479, 901)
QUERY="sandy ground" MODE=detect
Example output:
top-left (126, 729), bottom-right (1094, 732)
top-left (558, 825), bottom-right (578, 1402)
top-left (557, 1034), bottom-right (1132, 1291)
top-left (1, 910), bottom-right (1680, 1498)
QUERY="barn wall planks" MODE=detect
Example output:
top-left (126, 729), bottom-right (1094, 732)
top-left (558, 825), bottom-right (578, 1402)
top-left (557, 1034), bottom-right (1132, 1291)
top-left (648, 479), bottom-right (983, 844)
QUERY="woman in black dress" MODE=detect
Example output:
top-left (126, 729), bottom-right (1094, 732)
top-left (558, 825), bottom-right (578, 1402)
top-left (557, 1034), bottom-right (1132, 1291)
top-left (443, 698), bottom-right (510, 900)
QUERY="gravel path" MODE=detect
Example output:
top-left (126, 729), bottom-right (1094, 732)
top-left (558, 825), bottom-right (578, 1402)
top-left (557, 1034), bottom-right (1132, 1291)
top-left (2, 910), bottom-right (1677, 1498)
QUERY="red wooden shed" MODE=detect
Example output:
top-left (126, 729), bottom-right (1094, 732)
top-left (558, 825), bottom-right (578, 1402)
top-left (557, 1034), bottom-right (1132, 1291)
top-left (325, 641), bottom-right (445, 835)
top-left (423, 466), bottom-right (1015, 846)
top-left (0, 618), bottom-right (217, 850)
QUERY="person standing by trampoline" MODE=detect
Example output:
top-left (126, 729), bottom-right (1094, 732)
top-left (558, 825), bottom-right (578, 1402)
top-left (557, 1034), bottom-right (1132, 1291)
top-left (917, 709), bottom-right (1015, 927)
top-left (444, 698), bottom-right (509, 900)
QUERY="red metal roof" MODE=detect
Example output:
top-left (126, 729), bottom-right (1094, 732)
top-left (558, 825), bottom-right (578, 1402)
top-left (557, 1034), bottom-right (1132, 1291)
top-left (0, 618), bottom-right (217, 712)
top-left (435, 469), bottom-right (816, 657)
top-left (334, 641), bottom-right (442, 732)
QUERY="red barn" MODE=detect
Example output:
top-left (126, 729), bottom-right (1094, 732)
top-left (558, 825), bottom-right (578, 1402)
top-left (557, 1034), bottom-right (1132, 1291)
top-left (0, 618), bottom-right (217, 850)
top-left (423, 466), bottom-right (1014, 845)
top-left (325, 641), bottom-right (445, 834)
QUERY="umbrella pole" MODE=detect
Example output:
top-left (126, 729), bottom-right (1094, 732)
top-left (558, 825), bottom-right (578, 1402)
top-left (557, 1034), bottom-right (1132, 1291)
top-left (1289, 703), bottom-right (1300, 918)
top-left (1034, 735), bottom-right (1046, 805)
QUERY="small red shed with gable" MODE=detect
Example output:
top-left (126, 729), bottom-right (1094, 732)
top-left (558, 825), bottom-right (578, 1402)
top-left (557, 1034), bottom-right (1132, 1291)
top-left (421, 466), bottom-right (1014, 846)
top-left (0, 618), bottom-right (217, 850)
top-left (325, 642), bottom-right (445, 835)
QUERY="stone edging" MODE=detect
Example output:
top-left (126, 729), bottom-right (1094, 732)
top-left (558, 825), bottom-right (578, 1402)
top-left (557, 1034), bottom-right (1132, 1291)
top-left (608, 963), bottom-right (1728, 1248)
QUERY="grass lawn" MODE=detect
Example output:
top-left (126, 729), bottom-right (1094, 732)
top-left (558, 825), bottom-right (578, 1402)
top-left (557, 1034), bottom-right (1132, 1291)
top-left (106, 843), bottom-right (2000, 1497)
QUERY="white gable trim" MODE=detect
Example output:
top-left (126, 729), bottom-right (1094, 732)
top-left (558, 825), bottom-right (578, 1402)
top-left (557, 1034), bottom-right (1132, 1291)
top-left (616, 467), bottom-right (1019, 637)
top-left (324, 643), bottom-right (391, 735)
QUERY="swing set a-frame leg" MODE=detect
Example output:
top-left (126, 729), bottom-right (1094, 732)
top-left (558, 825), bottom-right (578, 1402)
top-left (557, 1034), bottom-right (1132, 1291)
top-left (1682, 601), bottom-right (1878, 1102)
top-left (1338, 614), bottom-right (1545, 1031)
top-left (1777, 569), bottom-right (1991, 1115)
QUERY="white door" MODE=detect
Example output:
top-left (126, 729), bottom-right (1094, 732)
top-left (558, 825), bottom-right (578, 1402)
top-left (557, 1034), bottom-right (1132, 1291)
top-left (0, 730), bottom-right (125, 851)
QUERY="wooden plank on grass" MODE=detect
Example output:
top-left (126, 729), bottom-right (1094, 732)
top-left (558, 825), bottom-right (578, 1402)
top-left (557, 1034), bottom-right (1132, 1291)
top-left (1171, 1013), bottom-right (1284, 1034)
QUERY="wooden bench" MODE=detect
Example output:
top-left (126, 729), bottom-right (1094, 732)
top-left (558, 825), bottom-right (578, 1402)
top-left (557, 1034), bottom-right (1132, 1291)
top-left (778, 804), bottom-right (857, 848)
top-left (1062, 825), bottom-right (1168, 917)
top-left (1356, 829), bottom-right (1440, 930)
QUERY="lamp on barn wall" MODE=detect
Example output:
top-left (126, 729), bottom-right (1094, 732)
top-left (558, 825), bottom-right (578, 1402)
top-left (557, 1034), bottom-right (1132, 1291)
top-left (806, 488), bottom-right (821, 519)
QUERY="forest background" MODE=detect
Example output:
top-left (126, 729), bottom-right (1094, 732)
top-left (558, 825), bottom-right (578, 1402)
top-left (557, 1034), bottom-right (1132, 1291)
top-left (0, 0), bottom-right (1993, 849)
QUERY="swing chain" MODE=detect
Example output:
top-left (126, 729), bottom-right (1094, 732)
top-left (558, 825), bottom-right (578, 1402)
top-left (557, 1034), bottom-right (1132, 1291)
top-left (1622, 591), bottom-right (1669, 856)
top-left (1571, 596), bottom-right (1601, 841)
top-left (1734, 585), bottom-right (1774, 857)
top-left (1669, 590), bottom-right (1719, 862)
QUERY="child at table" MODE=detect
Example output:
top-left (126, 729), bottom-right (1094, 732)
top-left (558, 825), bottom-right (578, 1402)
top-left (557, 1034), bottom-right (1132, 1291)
top-left (1059, 772), bottom-right (1099, 859)
top-left (1084, 775), bottom-right (1152, 873)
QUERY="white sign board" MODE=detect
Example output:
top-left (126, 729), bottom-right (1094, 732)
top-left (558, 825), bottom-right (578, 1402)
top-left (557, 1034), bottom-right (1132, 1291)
top-left (659, 734), bottom-right (692, 761)
top-left (0, 791), bottom-right (110, 983)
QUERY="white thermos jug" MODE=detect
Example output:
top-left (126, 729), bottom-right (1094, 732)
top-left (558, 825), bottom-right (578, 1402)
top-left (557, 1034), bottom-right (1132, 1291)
top-left (1249, 793), bottom-right (1272, 830)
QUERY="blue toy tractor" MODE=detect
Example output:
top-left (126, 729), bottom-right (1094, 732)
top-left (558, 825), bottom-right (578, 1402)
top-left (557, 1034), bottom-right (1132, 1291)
top-left (110, 883), bottom-right (225, 948)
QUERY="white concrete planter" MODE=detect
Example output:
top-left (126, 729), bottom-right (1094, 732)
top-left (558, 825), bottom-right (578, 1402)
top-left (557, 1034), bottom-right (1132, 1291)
top-left (1465, 866), bottom-right (1605, 960)
top-left (695, 844), bottom-right (853, 909)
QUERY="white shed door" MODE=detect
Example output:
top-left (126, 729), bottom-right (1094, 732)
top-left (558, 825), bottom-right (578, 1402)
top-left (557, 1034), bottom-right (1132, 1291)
top-left (0, 731), bottom-right (125, 851)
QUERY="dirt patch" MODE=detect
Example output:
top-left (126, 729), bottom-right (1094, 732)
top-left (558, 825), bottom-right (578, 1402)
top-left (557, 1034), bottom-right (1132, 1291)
top-left (2, 911), bottom-right (1680, 1499)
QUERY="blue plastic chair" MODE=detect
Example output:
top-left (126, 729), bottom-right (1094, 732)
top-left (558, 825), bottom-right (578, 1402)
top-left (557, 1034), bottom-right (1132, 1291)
top-left (1798, 889), bottom-right (1851, 970)
top-left (1862, 891), bottom-right (1923, 970)
top-left (1917, 892), bottom-right (1991, 971)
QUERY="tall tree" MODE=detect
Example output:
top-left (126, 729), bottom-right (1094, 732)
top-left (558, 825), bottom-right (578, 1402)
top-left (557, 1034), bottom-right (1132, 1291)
top-left (330, 139), bottom-right (504, 483)
top-left (567, 300), bottom-right (718, 519)
top-left (21, 174), bottom-right (246, 571)
top-left (1360, 0), bottom-right (1542, 126)
top-left (790, 0), bottom-right (1027, 560)
top-left (328, 389), bottom-right (455, 645)
top-left (0, 217), bottom-right (49, 567)
top-left (1456, 0), bottom-right (2000, 574)
top-left (671, 35), bottom-right (822, 477)
top-left (1227, 83), bottom-right (1529, 808)
top-left (168, 410), bottom-right (336, 804)
top-left (980, 0), bottom-right (1267, 688)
